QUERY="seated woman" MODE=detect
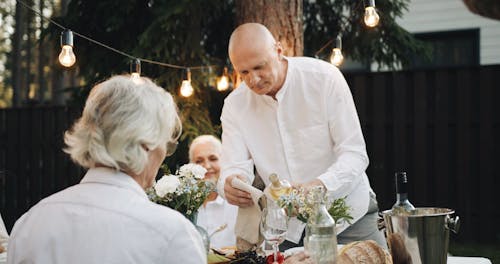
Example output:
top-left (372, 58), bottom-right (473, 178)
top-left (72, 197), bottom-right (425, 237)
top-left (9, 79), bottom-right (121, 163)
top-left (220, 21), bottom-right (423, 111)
top-left (7, 75), bottom-right (206, 264)
top-left (189, 135), bottom-right (238, 250)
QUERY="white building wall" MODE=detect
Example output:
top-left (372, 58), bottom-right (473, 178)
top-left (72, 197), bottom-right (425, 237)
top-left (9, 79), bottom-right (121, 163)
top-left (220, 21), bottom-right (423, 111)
top-left (396, 0), bottom-right (500, 65)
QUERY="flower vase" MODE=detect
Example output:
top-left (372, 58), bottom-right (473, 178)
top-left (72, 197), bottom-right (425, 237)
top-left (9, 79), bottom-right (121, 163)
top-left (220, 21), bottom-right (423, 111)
top-left (187, 211), bottom-right (210, 254)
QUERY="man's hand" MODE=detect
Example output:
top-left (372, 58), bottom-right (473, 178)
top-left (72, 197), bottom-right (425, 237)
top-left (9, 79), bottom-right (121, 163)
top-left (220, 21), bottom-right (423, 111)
top-left (224, 175), bottom-right (254, 207)
top-left (284, 251), bottom-right (313, 264)
top-left (292, 178), bottom-right (325, 190)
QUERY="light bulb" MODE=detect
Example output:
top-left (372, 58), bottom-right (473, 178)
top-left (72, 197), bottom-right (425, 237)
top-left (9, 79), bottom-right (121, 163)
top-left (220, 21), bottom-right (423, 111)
top-left (59, 29), bottom-right (76, 67)
top-left (59, 45), bottom-right (76, 67)
top-left (130, 59), bottom-right (141, 77)
top-left (180, 80), bottom-right (194, 97)
top-left (364, 6), bottom-right (380, 27)
top-left (330, 48), bottom-right (344, 66)
top-left (217, 75), bottom-right (229, 91)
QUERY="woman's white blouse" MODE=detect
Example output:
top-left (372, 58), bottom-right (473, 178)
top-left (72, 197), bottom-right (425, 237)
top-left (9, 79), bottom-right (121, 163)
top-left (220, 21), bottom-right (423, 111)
top-left (197, 195), bottom-right (238, 249)
top-left (7, 167), bottom-right (206, 264)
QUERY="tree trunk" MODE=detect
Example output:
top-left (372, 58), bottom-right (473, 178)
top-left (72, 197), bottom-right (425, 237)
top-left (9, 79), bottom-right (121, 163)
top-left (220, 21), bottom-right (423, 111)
top-left (12, 0), bottom-right (24, 107)
top-left (235, 0), bottom-right (303, 56)
top-left (37, 0), bottom-right (46, 103)
top-left (25, 0), bottom-right (34, 103)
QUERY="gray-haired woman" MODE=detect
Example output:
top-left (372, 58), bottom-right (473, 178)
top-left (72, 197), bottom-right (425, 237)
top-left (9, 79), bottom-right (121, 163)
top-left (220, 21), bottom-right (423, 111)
top-left (7, 75), bottom-right (206, 264)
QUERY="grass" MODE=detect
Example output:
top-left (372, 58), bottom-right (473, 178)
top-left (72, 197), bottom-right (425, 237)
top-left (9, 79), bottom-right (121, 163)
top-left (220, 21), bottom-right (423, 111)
top-left (449, 241), bottom-right (500, 264)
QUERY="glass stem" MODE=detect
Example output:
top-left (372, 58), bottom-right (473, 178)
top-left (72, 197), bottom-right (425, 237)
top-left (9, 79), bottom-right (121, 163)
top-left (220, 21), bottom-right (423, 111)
top-left (273, 243), bottom-right (279, 263)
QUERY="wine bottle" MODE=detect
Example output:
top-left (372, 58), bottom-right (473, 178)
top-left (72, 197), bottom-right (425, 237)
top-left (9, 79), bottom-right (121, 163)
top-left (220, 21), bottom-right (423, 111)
top-left (391, 171), bottom-right (415, 215)
top-left (305, 186), bottom-right (338, 264)
top-left (268, 173), bottom-right (292, 200)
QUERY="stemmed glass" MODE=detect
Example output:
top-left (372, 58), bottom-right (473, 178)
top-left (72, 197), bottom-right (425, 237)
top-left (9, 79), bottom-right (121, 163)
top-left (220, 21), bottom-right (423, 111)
top-left (260, 205), bottom-right (289, 264)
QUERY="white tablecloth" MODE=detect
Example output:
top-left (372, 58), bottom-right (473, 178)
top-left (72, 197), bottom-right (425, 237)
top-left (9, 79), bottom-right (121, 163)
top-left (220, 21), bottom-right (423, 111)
top-left (284, 247), bottom-right (492, 264)
top-left (448, 256), bottom-right (492, 264)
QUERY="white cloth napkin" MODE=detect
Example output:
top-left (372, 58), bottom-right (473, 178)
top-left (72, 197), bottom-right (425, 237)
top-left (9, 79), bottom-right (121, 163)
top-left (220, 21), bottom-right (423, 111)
top-left (231, 178), bottom-right (264, 244)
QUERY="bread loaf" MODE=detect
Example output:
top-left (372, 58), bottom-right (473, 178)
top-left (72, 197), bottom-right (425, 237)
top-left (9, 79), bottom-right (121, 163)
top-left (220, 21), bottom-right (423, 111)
top-left (338, 240), bottom-right (392, 264)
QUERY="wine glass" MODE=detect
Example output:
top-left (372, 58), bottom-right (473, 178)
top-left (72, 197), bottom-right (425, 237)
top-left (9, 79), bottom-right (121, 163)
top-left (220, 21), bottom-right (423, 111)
top-left (260, 206), bottom-right (288, 264)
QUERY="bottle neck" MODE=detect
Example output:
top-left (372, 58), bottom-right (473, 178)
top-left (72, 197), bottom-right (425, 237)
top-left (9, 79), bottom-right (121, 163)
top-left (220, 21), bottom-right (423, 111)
top-left (396, 192), bottom-right (409, 202)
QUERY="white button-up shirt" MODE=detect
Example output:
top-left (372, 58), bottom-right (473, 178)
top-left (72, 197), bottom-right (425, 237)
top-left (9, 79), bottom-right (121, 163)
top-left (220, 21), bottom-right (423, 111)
top-left (217, 57), bottom-right (372, 238)
top-left (7, 167), bottom-right (206, 264)
top-left (197, 195), bottom-right (238, 249)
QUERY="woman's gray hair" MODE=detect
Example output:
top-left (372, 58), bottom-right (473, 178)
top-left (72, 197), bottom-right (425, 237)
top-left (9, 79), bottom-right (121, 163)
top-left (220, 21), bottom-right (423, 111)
top-left (64, 75), bottom-right (181, 174)
top-left (188, 135), bottom-right (221, 162)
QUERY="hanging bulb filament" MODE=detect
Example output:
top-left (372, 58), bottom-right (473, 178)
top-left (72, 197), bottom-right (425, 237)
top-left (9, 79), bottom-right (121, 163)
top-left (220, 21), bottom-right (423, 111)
top-left (130, 59), bottom-right (141, 78)
top-left (364, 0), bottom-right (380, 27)
top-left (217, 67), bottom-right (230, 91)
top-left (59, 29), bottom-right (76, 67)
top-left (180, 68), bottom-right (194, 97)
top-left (330, 36), bottom-right (344, 66)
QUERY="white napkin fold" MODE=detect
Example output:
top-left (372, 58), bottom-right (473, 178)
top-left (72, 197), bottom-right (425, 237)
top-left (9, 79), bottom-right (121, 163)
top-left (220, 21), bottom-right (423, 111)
top-left (231, 178), bottom-right (264, 244)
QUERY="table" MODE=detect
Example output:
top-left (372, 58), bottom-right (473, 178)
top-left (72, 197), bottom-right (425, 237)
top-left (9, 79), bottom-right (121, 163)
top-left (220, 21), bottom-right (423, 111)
top-left (283, 247), bottom-right (492, 264)
top-left (448, 256), bottom-right (492, 264)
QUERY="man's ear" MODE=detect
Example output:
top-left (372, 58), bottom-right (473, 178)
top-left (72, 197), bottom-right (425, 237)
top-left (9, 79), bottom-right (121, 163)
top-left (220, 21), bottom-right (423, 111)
top-left (275, 42), bottom-right (284, 58)
top-left (276, 41), bottom-right (283, 52)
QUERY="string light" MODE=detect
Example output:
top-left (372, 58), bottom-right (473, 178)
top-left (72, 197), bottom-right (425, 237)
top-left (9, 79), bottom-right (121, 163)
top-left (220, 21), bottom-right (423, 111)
top-left (59, 29), bottom-right (76, 67)
top-left (130, 59), bottom-right (141, 78)
top-left (330, 35), bottom-right (344, 66)
top-left (217, 67), bottom-right (230, 91)
top-left (18, 0), bottom-right (383, 89)
top-left (364, 0), bottom-right (380, 27)
top-left (180, 68), bottom-right (194, 97)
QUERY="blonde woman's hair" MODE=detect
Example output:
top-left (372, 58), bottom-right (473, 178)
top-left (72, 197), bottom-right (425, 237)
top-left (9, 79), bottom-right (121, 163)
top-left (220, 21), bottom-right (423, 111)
top-left (188, 135), bottom-right (221, 162)
top-left (64, 75), bottom-right (181, 174)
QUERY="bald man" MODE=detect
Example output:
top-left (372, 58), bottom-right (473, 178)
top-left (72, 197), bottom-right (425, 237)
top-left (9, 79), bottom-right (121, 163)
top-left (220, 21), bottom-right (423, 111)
top-left (217, 23), bottom-right (386, 250)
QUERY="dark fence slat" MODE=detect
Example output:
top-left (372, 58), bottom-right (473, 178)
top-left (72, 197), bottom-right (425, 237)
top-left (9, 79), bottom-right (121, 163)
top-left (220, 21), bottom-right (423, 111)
top-left (30, 108), bottom-right (42, 207)
top-left (455, 68), bottom-right (474, 240)
top-left (393, 72), bottom-right (407, 172)
top-left (478, 67), bottom-right (495, 241)
top-left (433, 69), bottom-right (451, 207)
top-left (412, 71), bottom-right (428, 207)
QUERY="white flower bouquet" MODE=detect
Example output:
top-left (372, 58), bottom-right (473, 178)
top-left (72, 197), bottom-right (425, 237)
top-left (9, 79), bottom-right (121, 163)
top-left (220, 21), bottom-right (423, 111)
top-left (148, 163), bottom-right (215, 220)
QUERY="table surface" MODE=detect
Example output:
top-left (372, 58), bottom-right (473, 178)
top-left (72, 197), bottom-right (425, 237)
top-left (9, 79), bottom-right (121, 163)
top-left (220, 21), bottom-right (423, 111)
top-left (448, 256), bottom-right (492, 264)
top-left (283, 247), bottom-right (492, 264)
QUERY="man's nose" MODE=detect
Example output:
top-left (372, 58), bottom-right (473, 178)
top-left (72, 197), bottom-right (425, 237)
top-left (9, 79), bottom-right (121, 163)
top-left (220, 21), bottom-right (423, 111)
top-left (248, 72), bottom-right (259, 86)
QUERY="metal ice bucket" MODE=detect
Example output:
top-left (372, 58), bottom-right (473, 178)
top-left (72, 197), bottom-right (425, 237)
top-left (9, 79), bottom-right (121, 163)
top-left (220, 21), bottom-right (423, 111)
top-left (382, 208), bottom-right (460, 264)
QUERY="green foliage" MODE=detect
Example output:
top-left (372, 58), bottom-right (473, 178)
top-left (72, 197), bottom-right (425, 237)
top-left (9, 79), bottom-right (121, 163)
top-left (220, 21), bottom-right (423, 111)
top-left (328, 196), bottom-right (354, 224)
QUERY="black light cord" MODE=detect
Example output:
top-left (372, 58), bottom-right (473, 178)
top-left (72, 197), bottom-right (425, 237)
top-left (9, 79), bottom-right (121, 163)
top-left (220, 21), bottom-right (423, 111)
top-left (16, 0), bottom-right (215, 71)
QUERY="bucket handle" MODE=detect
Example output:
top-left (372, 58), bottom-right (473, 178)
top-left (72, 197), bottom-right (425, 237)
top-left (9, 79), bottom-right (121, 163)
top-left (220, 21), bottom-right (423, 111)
top-left (446, 215), bottom-right (460, 234)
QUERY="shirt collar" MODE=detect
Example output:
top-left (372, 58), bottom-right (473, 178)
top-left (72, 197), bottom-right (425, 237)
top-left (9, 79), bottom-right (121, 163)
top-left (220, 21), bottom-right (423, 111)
top-left (80, 167), bottom-right (148, 199)
top-left (275, 56), bottom-right (291, 102)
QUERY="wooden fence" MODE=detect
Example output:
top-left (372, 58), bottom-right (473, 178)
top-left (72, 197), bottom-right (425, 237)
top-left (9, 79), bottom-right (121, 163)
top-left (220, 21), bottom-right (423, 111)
top-left (1, 65), bottom-right (499, 243)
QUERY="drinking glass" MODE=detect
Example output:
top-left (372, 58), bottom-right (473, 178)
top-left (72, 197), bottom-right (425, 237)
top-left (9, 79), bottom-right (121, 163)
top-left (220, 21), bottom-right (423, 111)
top-left (260, 206), bottom-right (288, 264)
